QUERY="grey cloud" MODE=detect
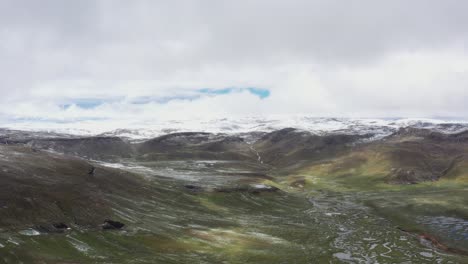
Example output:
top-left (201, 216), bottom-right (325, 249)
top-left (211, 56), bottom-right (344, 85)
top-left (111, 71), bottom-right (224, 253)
top-left (2, 0), bottom-right (467, 70)
top-left (0, 0), bottom-right (467, 117)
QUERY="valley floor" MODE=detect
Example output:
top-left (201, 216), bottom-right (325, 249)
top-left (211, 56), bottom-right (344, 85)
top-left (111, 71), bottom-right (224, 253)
top-left (1, 159), bottom-right (467, 264)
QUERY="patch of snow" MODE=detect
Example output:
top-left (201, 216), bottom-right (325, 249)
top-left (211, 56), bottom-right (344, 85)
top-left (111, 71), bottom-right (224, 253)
top-left (251, 184), bottom-right (271, 189)
top-left (18, 229), bottom-right (40, 236)
top-left (3, 116), bottom-right (468, 141)
top-left (247, 231), bottom-right (288, 244)
top-left (420, 252), bottom-right (433, 258)
top-left (67, 236), bottom-right (92, 254)
top-left (333, 252), bottom-right (353, 261)
top-left (7, 237), bottom-right (20, 245)
top-left (325, 212), bottom-right (342, 217)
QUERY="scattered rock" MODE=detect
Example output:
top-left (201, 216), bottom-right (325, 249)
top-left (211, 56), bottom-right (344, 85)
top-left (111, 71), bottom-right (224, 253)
top-left (290, 178), bottom-right (306, 188)
top-left (250, 184), bottom-right (279, 194)
top-left (214, 187), bottom-right (248, 193)
top-left (88, 166), bottom-right (96, 176)
top-left (102, 220), bottom-right (125, 230)
top-left (184, 184), bottom-right (204, 193)
top-left (53, 222), bottom-right (70, 230)
top-left (34, 223), bottom-right (71, 233)
top-left (214, 184), bottom-right (279, 194)
top-left (397, 227), bottom-right (468, 256)
top-left (419, 233), bottom-right (449, 251)
top-left (396, 226), bottom-right (410, 233)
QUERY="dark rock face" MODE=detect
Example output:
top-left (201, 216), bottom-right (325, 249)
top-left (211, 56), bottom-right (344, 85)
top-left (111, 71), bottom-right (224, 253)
top-left (102, 220), bottom-right (125, 230)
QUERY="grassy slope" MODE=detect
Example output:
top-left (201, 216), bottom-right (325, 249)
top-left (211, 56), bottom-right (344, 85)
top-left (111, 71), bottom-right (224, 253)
top-left (272, 142), bottom-right (468, 253)
top-left (1, 130), bottom-right (467, 262)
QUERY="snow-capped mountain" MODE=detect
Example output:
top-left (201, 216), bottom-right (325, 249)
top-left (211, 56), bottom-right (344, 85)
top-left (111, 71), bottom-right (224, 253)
top-left (2, 117), bottom-right (468, 141)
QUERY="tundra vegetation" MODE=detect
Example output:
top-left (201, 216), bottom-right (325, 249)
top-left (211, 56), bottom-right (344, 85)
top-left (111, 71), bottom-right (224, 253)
top-left (0, 127), bottom-right (467, 263)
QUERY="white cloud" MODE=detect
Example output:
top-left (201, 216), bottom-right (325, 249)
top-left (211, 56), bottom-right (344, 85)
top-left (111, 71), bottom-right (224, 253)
top-left (1, 0), bottom-right (468, 126)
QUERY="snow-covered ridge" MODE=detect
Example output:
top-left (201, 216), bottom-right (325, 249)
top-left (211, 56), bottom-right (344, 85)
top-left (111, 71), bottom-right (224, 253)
top-left (2, 117), bottom-right (468, 141)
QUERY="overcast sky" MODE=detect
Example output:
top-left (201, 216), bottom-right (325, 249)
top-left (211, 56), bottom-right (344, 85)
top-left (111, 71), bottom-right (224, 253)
top-left (1, 0), bottom-right (467, 125)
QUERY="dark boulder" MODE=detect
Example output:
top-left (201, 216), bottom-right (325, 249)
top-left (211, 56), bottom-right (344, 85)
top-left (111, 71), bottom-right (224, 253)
top-left (102, 219), bottom-right (125, 230)
top-left (34, 222), bottom-right (70, 233)
top-left (184, 184), bottom-right (204, 193)
top-left (53, 222), bottom-right (70, 230)
top-left (214, 184), bottom-right (279, 194)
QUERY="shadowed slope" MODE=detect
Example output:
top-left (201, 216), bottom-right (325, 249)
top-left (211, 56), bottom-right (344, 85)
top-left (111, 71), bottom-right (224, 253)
top-left (136, 132), bottom-right (255, 161)
top-left (0, 145), bottom-right (146, 230)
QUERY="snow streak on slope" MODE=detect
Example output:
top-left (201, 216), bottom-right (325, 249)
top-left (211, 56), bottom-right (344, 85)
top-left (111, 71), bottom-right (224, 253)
top-left (2, 117), bottom-right (468, 141)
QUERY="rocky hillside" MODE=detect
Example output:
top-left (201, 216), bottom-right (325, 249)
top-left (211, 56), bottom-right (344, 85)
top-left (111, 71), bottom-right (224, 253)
top-left (2, 126), bottom-right (468, 185)
top-left (136, 132), bottom-right (254, 161)
top-left (0, 127), bottom-right (467, 262)
top-left (0, 144), bottom-right (147, 230)
top-left (296, 127), bottom-right (468, 185)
